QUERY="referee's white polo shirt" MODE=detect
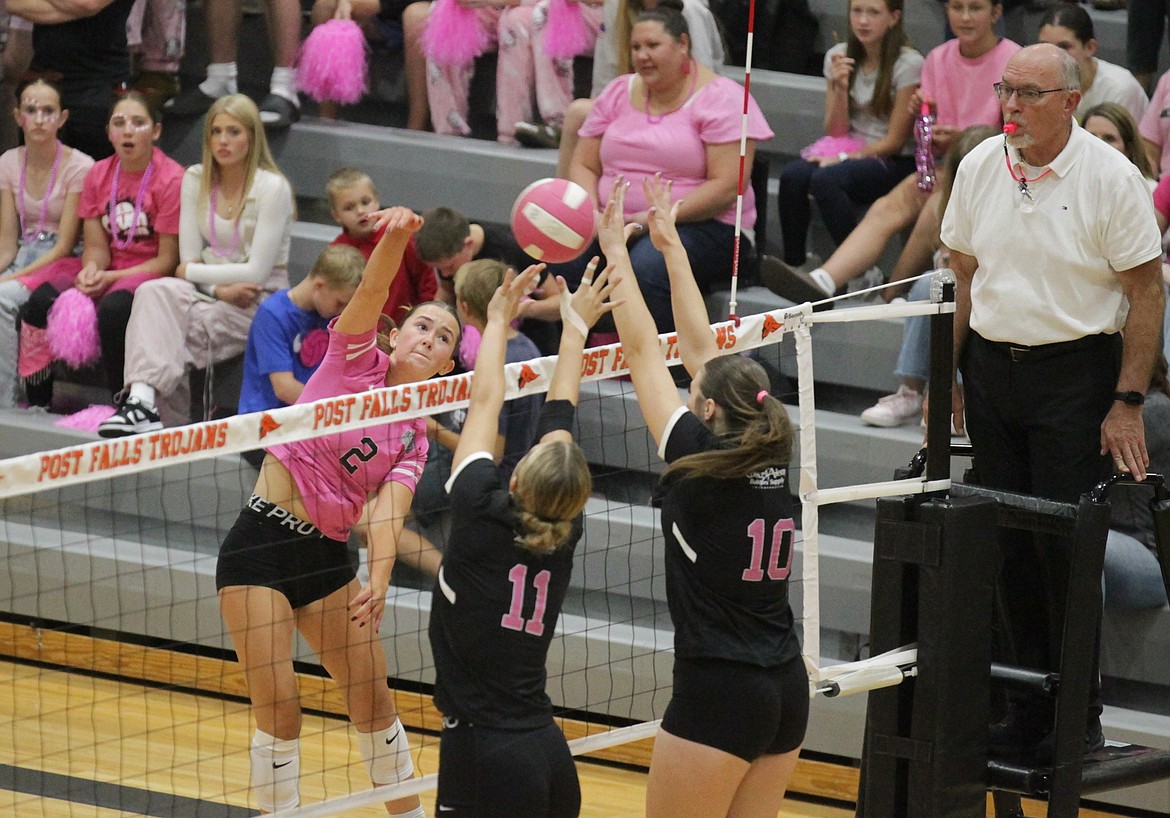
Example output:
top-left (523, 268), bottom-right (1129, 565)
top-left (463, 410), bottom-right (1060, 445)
top-left (941, 122), bottom-right (1162, 347)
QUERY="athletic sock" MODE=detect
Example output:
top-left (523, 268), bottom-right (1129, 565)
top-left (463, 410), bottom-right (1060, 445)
top-left (269, 66), bottom-right (300, 107)
top-left (128, 382), bottom-right (156, 409)
top-left (199, 62), bottom-right (238, 97)
top-left (808, 267), bottom-right (835, 296)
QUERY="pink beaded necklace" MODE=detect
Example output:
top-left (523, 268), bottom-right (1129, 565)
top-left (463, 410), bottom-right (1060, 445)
top-left (18, 141), bottom-right (63, 241)
top-left (208, 183), bottom-right (244, 258)
top-left (108, 156), bottom-right (155, 250)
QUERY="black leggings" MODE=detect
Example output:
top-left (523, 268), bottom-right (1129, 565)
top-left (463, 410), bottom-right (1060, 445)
top-left (20, 282), bottom-right (135, 397)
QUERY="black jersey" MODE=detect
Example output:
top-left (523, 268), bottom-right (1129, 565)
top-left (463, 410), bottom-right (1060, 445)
top-left (658, 408), bottom-right (801, 667)
top-left (429, 454), bottom-right (581, 728)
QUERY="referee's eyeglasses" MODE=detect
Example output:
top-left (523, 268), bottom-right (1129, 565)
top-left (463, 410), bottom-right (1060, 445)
top-left (993, 82), bottom-right (1067, 105)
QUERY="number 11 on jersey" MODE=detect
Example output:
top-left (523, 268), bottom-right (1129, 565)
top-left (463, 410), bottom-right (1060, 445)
top-left (501, 564), bottom-right (552, 636)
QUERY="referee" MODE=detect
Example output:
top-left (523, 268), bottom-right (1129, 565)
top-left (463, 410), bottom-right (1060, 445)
top-left (940, 43), bottom-right (1165, 757)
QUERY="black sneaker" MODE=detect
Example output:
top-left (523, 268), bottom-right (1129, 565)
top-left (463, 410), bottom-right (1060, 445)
top-left (98, 396), bottom-right (163, 438)
top-left (164, 86), bottom-right (218, 118)
top-left (259, 94), bottom-right (301, 130)
top-left (758, 254), bottom-right (832, 308)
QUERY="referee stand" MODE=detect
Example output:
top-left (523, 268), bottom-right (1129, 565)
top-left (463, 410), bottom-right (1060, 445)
top-left (854, 281), bottom-right (1170, 817)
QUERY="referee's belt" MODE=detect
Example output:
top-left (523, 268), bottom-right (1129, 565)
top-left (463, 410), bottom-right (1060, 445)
top-left (981, 332), bottom-right (1111, 364)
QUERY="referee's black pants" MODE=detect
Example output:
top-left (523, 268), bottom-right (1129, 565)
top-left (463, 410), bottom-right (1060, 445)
top-left (961, 331), bottom-right (1121, 725)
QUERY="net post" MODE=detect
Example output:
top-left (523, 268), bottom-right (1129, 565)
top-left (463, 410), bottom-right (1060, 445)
top-left (925, 275), bottom-right (955, 483)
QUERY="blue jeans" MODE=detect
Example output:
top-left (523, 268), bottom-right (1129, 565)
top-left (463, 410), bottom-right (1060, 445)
top-left (895, 276), bottom-right (934, 382)
top-left (546, 220), bottom-right (738, 333)
top-left (777, 155), bottom-right (915, 265)
top-left (1104, 530), bottom-right (1168, 610)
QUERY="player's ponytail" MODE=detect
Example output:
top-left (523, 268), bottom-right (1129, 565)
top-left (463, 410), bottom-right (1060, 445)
top-left (512, 440), bottom-right (592, 555)
top-left (663, 355), bottom-right (793, 482)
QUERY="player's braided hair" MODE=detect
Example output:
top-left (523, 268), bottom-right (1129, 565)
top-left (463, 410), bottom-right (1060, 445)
top-left (512, 440), bottom-right (592, 555)
top-left (663, 355), bottom-right (792, 482)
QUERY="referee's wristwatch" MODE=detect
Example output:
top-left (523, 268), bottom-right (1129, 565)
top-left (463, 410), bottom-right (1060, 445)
top-left (1114, 390), bottom-right (1145, 407)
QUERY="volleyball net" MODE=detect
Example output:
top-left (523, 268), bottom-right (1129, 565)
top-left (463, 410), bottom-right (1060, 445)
top-left (0, 277), bottom-right (955, 816)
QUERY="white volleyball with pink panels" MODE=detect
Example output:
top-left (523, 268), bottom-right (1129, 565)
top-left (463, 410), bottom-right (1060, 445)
top-left (510, 178), bottom-right (596, 264)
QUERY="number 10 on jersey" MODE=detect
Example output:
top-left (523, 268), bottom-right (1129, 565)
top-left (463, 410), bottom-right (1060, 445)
top-left (742, 518), bottom-right (794, 582)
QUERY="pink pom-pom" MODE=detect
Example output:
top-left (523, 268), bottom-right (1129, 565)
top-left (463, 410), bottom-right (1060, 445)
top-left (55, 404), bottom-right (117, 432)
top-left (543, 0), bottom-right (591, 60)
top-left (800, 135), bottom-right (867, 161)
top-left (421, 0), bottom-right (490, 66)
top-left (298, 19), bottom-right (369, 105)
top-left (47, 289), bottom-right (101, 368)
top-left (459, 323), bottom-right (482, 370)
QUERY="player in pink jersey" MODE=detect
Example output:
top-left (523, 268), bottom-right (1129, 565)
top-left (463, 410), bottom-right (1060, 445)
top-left (216, 207), bottom-right (459, 818)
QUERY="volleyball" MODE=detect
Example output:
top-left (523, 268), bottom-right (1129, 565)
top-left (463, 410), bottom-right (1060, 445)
top-left (510, 178), bottom-right (595, 264)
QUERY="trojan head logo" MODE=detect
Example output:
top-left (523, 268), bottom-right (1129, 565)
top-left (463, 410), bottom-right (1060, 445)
top-left (517, 364), bottom-right (540, 390)
top-left (762, 315), bottom-right (784, 339)
top-left (401, 428), bottom-right (416, 454)
top-left (258, 413), bottom-right (281, 439)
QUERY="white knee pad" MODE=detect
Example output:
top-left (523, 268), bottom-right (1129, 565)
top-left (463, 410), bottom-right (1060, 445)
top-left (355, 717), bottom-right (415, 786)
top-left (250, 729), bottom-right (300, 813)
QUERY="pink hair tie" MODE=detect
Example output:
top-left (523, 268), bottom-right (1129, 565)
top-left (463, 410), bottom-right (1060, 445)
top-left (756, 390), bottom-right (768, 405)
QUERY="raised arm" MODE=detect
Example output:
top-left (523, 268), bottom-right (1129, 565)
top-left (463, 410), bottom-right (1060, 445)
top-left (643, 175), bottom-right (718, 376)
top-left (452, 264), bottom-right (544, 472)
top-left (335, 206), bottom-right (420, 336)
top-left (600, 179), bottom-right (684, 446)
top-left (539, 259), bottom-right (622, 444)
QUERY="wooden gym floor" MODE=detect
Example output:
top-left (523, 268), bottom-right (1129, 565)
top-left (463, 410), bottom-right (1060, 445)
top-left (0, 621), bottom-right (1139, 817)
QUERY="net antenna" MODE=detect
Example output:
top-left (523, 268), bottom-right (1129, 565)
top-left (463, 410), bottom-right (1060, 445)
top-left (726, 0), bottom-right (758, 325)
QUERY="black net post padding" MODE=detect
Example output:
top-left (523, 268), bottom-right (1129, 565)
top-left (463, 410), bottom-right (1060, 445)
top-left (1045, 494), bottom-right (1111, 817)
top-left (924, 278), bottom-right (955, 483)
top-left (858, 494), bottom-right (998, 818)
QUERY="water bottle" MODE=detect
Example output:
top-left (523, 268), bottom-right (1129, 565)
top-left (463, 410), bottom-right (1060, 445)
top-left (915, 99), bottom-right (936, 193)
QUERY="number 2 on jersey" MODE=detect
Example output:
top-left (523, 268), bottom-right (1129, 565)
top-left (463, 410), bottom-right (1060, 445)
top-left (742, 518), bottom-right (794, 581)
top-left (340, 437), bottom-right (378, 475)
top-left (501, 564), bottom-right (551, 636)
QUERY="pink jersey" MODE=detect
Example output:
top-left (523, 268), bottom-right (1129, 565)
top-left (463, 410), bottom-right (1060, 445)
top-left (268, 320), bottom-right (429, 541)
top-left (78, 146), bottom-right (184, 270)
top-left (580, 75), bottom-right (773, 228)
top-left (920, 38), bottom-right (1020, 130)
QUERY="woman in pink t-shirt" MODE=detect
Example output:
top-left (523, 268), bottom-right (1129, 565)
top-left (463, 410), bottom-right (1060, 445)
top-left (0, 78), bottom-right (94, 408)
top-left (216, 209), bottom-right (460, 817)
top-left (559, 6), bottom-right (772, 332)
top-left (17, 91), bottom-right (183, 407)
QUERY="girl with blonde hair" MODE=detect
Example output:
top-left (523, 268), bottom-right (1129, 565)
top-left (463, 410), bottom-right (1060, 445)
top-left (430, 258), bottom-right (617, 816)
top-left (100, 93), bottom-right (295, 434)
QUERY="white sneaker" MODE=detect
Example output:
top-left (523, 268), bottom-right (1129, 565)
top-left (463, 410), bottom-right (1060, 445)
top-left (98, 395), bottom-right (163, 437)
top-left (860, 385), bottom-right (923, 428)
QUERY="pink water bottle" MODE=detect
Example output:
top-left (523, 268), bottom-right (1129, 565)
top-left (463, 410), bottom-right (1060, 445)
top-left (915, 99), bottom-right (937, 193)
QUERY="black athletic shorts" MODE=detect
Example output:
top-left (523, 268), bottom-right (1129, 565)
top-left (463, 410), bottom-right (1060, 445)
top-left (661, 655), bottom-right (809, 761)
top-left (215, 495), bottom-right (357, 609)
top-left (436, 719), bottom-right (581, 818)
